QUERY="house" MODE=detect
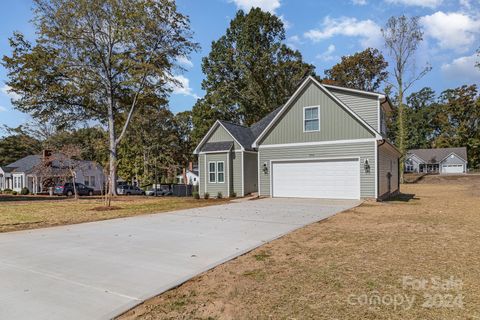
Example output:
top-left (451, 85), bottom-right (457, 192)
top-left (193, 76), bottom-right (401, 200)
top-left (405, 147), bottom-right (467, 174)
top-left (0, 151), bottom-right (105, 194)
top-left (177, 162), bottom-right (199, 186)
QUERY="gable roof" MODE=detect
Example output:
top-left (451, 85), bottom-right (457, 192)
top-left (3, 155), bottom-right (41, 173)
top-left (407, 147), bottom-right (467, 164)
top-left (252, 76), bottom-right (382, 147)
top-left (218, 121), bottom-right (256, 151)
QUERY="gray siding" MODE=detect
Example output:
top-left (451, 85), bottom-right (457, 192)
top-left (243, 152), bottom-right (258, 195)
top-left (330, 89), bottom-right (379, 131)
top-left (260, 82), bottom-right (374, 145)
top-left (208, 124), bottom-right (241, 150)
top-left (232, 151), bottom-right (242, 196)
top-left (440, 154), bottom-right (466, 165)
top-left (378, 144), bottom-right (399, 198)
top-left (258, 141), bottom-right (376, 198)
top-left (202, 152), bottom-right (230, 198)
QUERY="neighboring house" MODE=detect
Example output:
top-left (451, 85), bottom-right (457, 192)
top-left (0, 151), bottom-right (105, 194)
top-left (177, 162), bottom-right (199, 186)
top-left (405, 147), bottom-right (467, 174)
top-left (193, 76), bottom-right (401, 200)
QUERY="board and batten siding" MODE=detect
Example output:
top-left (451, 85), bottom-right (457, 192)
top-left (440, 154), bottom-right (466, 166)
top-left (200, 152), bottom-right (230, 198)
top-left (378, 144), bottom-right (399, 198)
top-left (208, 125), bottom-right (241, 150)
top-left (329, 88), bottom-right (379, 132)
top-left (243, 152), bottom-right (258, 195)
top-left (258, 141), bottom-right (376, 198)
top-left (259, 82), bottom-right (374, 145)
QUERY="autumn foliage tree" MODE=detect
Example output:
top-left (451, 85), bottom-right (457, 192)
top-left (323, 48), bottom-right (388, 92)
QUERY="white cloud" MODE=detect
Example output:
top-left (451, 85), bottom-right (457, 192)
top-left (1, 85), bottom-right (21, 101)
top-left (421, 11), bottom-right (480, 51)
top-left (441, 54), bottom-right (480, 82)
top-left (385, 0), bottom-right (443, 8)
top-left (229, 0), bottom-right (281, 13)
top-left (304, 17), bottom-right (382, 48)
top-left (176, 56), bottom-right (193, 68)
top-left (316, 44), bottom-right (337, 61)
top-left (279, 15), bottom-right (291, 29)
top-left (352, 0), bottom-right (367, 5)
top-left (170, 75), bottom-right (200, 99)
top-left (0, 106), bottom-right (7, 112)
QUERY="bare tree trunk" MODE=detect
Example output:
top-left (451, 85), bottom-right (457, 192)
top-left (107, 100), bottom-right (117, 196)
top-left (397, 83), bottom-right (405, 184)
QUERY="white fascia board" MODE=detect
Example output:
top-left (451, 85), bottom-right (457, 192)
top-left (438, 152), bottom-right (468, 164)
top-left (322, 84), bottom-right (386, 99)
top-left (258, 138), bottom-right (378, 149)
top-left (217, 122), bottom-right (245, 151)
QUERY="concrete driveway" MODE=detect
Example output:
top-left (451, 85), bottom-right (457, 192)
top-left (0, 198), bottom-right (359, 320)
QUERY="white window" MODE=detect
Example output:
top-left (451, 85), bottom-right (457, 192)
top-left (304, 106), bottom-right (320, 132)
top-left (217, 161), bottom-right (225, 183)
top-left (85, 176), bottom-right (95, 187)
top-left (208, 162), bottom-right (216, 183)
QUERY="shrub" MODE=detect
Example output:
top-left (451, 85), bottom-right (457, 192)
top-left (204, 192), bottom-right (210, 199)
top-left (193, 192), bottom-right (200, 199)
top-left (217, 192), bottom-right (223, 199)
top-left (20, 187), bottom-right (29, 195)
top-left (12, 191), bottom-right (18, 195)
top-left (231, 192), bottom-right (237, 198)
top-left (3, 188), bottom-right (13, 194)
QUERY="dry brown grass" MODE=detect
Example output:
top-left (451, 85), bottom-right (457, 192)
top-left (0, 196), bottom-right (228, 233)
top-left (119, 175), bottom-right (480, 320)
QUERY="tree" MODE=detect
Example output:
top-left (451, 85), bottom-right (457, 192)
top-left (192, 8), bottom-right (315, 141)
top-left (382, 15), bottom-right (431, 182)
top-left (324, 48), bottom-right (388, 92)
top-left (435, 85), bottom-right (480, 169)
top-left (0, 126), bottom-right (41, 166)
top-left (404, 87), bottom-right (437, 150)
top-left (3, 0), bottom-right (197, 195)
top-left (174, 110), bottom-right (194, 164)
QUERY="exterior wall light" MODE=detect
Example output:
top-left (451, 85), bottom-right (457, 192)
top-left (262, 162), bottom-right (269, 174)
top-left (364, 159), bottom-right (370, 173)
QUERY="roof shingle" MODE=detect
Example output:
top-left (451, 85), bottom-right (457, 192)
top-left (407, 147), bottom-right (467, 163)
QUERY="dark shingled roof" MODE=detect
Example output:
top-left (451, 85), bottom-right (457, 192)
top-left (218, 121), bottom-right (256, 151)
top-left (250, 107), bottom-right (282, 138)
top-left (4, 155), bottom-right (41, 173)
top-left (201, 141), bottom-right (234, 152)
top-left (407, 147), bottom-right (467, 164)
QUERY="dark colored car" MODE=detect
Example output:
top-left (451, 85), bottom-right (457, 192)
top-left (54, 183), bottom-right (94, 196)
top-left (145, 185), bottom-right (172, 196)
top-left (116, 184), bottom-right (145, 195)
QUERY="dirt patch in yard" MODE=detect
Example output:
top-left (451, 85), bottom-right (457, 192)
top-left (119, 175), bottom-right (480, 320)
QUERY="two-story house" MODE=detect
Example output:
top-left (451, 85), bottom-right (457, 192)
top-left (193, 76), bottom-right (400, 200)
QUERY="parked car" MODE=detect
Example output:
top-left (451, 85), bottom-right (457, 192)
top-left (116, 184), bottom-right (145, 195)
top-left (54, 182), bottom-right (94, 196)
top-left (145, 185), bottom-right (172, 196)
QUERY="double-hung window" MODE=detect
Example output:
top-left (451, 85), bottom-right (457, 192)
top-left (304, 106), bottom-right (320, 132)
top-left (208, 161), bottom-right (225, 183)
top-left (208, 162), bottom-right (216, 183)
top-left (217, 161), bottom-right (225, 183)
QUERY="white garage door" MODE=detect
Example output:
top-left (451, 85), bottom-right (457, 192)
top-left (272, 159), bottom-right (360, 199)
top-left (442, 164), bottom-right (464, 174)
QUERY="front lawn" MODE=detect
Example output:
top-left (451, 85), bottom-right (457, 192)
top-left (119, 175), bottom-right (480, 319)
top-left (0, 195), bottom-right (228, 233)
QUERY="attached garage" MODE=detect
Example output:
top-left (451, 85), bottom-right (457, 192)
top-left (271, 158), bottom-right (360, 199)
top-left (441, 164), bottom-right (464, 174)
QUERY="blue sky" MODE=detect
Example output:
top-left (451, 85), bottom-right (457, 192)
top-left (0, 0), bottom-right (479, 132)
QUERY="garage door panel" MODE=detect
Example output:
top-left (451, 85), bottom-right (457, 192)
top-left (442, 164), bottom-right (464, 174)
top-left (272, 159), bottom-right (360, 199)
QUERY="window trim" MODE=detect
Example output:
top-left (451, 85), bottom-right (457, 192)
top-left (303, 106), bottom-right (320, 132)
top-left (208, 161), bottom-right (216, 183)
top-left (216, 161), bottom-right (225, 184)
